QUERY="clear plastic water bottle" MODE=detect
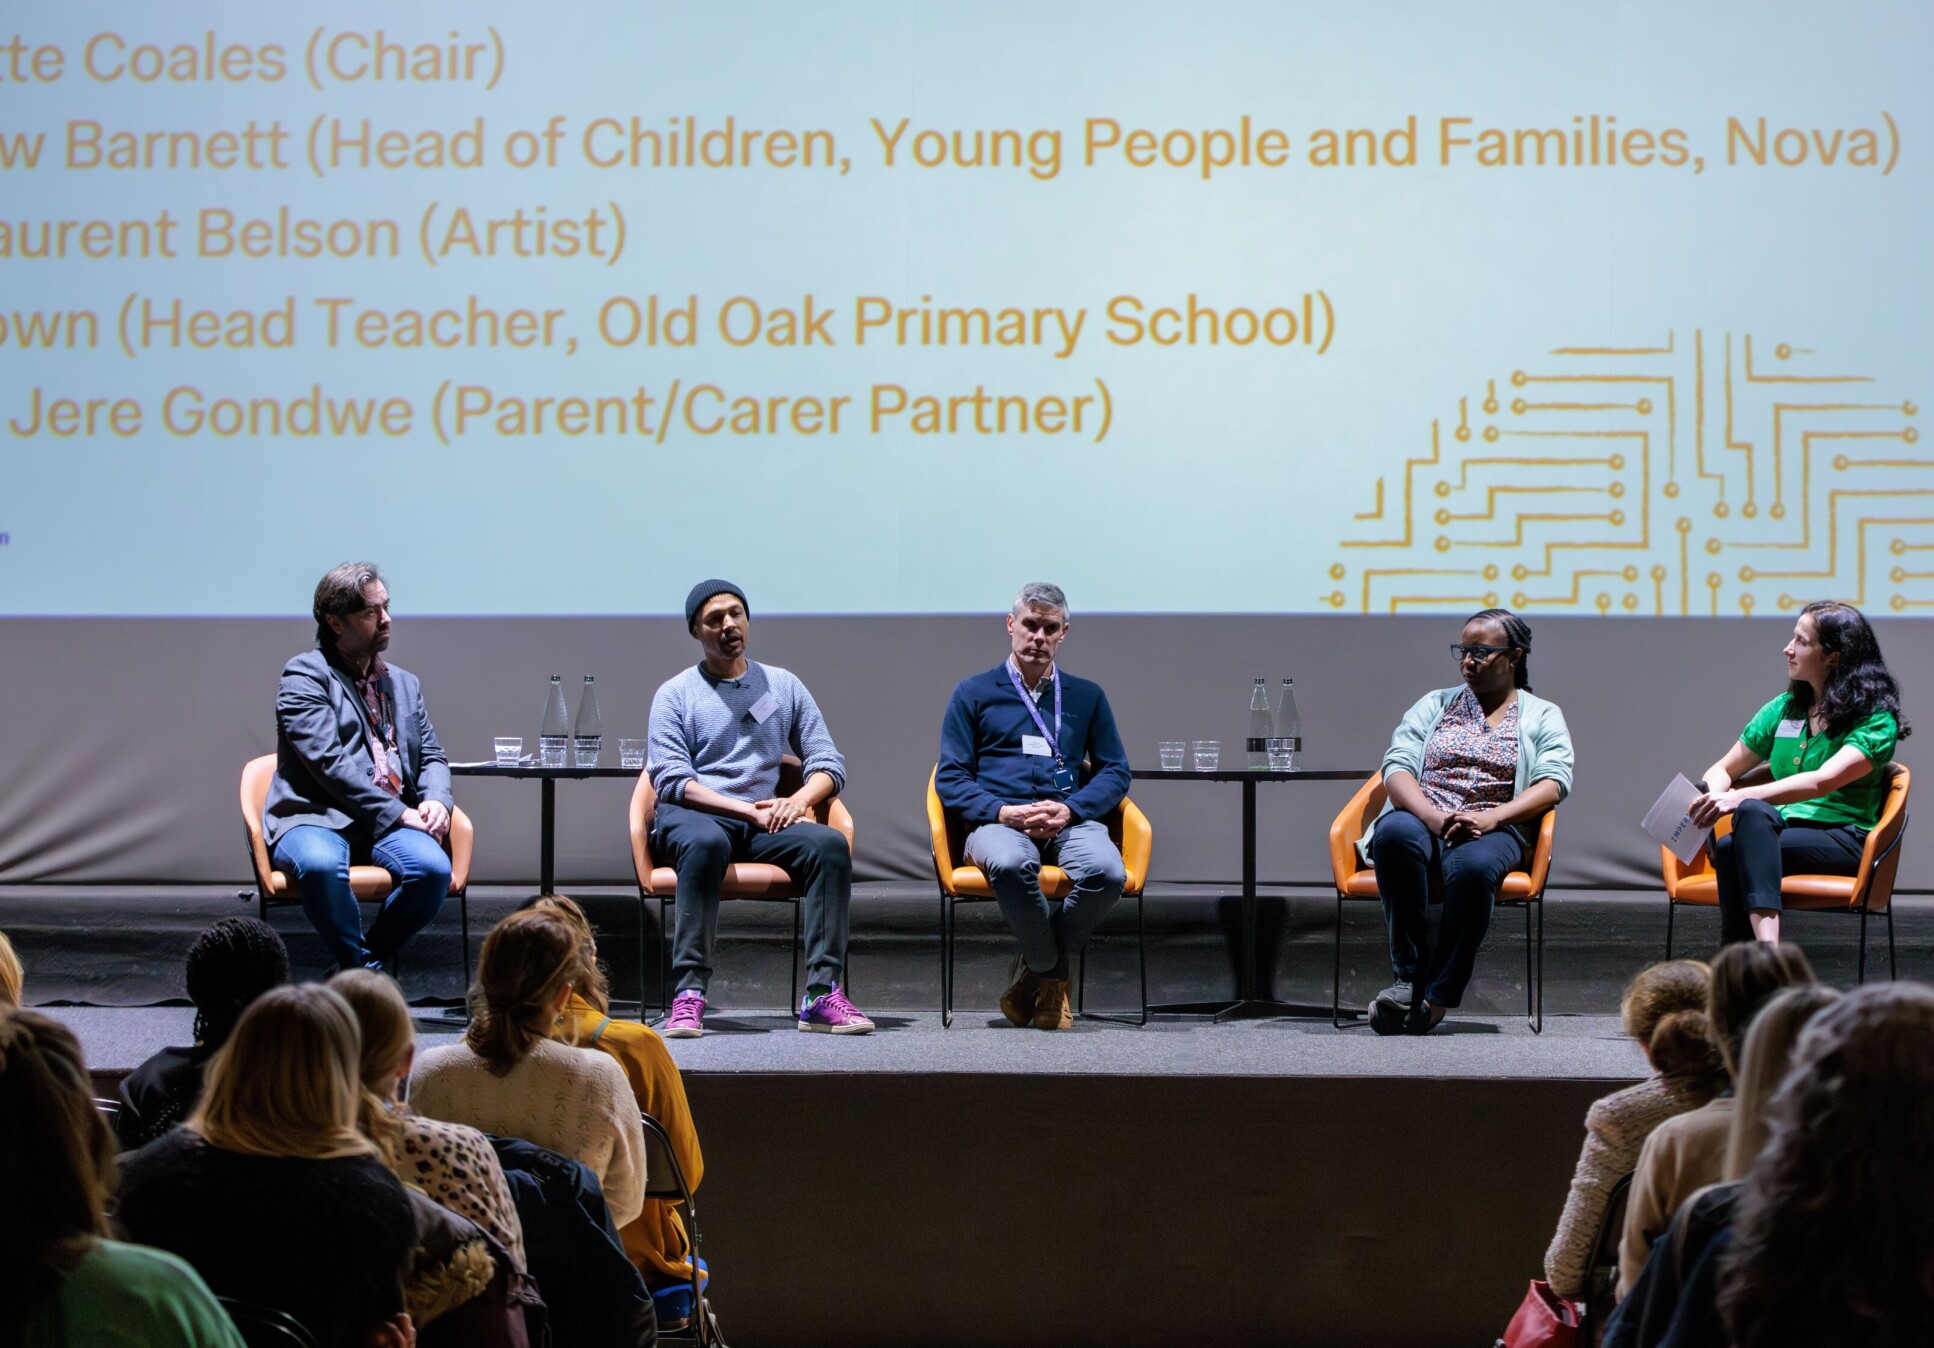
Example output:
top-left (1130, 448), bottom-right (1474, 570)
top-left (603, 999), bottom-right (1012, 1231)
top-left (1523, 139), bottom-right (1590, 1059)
top-left (1247, 678), bottom-right (1271, 770)
top-left (540, 676), bottom-right (570, 768)
top-left (1276, 678), bottom-right (1302, 769)
top-left (573, 676), bottom-right (603, 767)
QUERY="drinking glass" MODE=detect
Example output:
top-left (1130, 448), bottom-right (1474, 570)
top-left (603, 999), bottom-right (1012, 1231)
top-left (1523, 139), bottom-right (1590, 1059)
top-left (1192, 740), bottom-right (1220, 771)
top-left (619, 738), bottom-right (647, 769)
top-left (1158, 740), bottom-right (1187, 770)
top-left (493, 736), bottom-right (523, 767)
top-left (1266, 737), bottom-right (1295, 770)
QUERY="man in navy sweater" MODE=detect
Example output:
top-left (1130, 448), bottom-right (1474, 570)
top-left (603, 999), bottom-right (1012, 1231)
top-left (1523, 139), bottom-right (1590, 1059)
top-left (936, 583), bottom-right (1132, 1029)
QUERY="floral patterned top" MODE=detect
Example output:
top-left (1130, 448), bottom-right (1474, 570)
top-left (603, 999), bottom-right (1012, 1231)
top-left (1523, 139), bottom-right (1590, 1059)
top-left (393, 1108), bottom-right (527, 1270)
top-left (1418, 687), bottom-right (1520, 814)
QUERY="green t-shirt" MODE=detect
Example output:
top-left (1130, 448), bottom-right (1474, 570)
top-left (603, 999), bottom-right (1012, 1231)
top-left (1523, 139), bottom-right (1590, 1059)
top-left (1740, 693), bottom-right (1899, 830)
top-left (22, 1239), bottom-right (245, 1348)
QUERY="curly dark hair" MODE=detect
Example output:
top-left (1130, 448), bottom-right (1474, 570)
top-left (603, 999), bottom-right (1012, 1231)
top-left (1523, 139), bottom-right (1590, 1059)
top-left (1466, 607), bottom-right (1534, 691)
top-left (1720, 982), bottom-right (1934, 1348)
top-left (186, 917), bottom-right (291, 1051)
top-left (1785, 601), bottom-right (1911, 740)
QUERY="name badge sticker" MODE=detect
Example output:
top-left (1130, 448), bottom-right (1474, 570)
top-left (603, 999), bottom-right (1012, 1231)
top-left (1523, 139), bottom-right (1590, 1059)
top-left (1022, 735), bottom-right (1052, 756)
top-left (748, 692), bottom-right (779, 724)
top-left (1775, 719), bottom-right (1805, 738)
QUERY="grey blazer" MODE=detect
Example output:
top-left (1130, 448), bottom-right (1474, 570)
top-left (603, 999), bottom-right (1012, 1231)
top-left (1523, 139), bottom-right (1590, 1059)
top-left (263, 648), bottom-right (453, 848)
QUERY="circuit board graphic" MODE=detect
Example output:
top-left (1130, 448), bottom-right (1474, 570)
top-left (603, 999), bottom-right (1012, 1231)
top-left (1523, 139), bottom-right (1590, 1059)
top-left (1325, 331), bottom-right (1925, 615)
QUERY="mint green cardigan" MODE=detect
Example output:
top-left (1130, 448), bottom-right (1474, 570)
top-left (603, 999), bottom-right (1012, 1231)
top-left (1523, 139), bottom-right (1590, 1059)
top-left (1359, 686), bottom-right (1575, 862)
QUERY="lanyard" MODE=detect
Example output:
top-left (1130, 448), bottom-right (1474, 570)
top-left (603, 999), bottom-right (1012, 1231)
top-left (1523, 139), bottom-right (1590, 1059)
top-left (1006, 662), bottom-right (1062, 759)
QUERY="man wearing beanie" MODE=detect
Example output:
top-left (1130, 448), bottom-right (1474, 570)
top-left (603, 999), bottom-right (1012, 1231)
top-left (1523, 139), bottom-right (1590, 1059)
top-left (645, 580), bottom-right (872, 1037)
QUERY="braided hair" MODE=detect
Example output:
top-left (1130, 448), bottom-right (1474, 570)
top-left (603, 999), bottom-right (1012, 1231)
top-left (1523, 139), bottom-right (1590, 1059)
top-left (185, 918), bottom-right (291, 1052)
top-left (1466, 607), bottom-right (1535, 691)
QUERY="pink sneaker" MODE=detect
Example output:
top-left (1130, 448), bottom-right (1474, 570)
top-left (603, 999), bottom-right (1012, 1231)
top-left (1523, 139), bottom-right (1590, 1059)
top-left (797, 985), bottom-right (875, 1035)
top-left (664, 990), bottom-right (706, 1039)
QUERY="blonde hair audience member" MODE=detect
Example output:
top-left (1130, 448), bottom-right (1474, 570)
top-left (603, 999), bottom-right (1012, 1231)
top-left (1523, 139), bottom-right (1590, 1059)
top-left (534, 895), bottom-right (707, 1290)
top-left (116, 984), bottom-right (419, 1348)
top-left (330, 968), bottom-right (527, 1270)
top-left (1542, 960), bottom-right (1724, 1299)
top-left (411, 910), bottom-right (647, 1228)
top-left (0, 929), bottom-right (22, 1008)
top-left (1616, 942), bottom-right (1815, 1298)
top-left (2, 1008), bottom-right (244, 1348)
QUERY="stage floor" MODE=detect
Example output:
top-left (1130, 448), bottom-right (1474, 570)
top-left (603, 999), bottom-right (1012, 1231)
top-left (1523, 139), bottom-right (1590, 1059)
top-left (48, 1002), bottom-right (1647, 1082)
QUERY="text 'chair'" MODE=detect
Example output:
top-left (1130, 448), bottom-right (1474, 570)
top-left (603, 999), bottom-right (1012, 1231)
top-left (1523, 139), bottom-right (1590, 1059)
top-left (1662, 761), bottom-right (1910, 980)
top-left (240, 754), bottom-right (474, 985)
top-left (1327, 773), bottom-right (1556, 1032)
top-left (629, 756), bottom-right (854, 1020)
top-left (927, 766), bottom-right (1152, 1028)
top-left (640, 1111), bottom-right (729, 1347)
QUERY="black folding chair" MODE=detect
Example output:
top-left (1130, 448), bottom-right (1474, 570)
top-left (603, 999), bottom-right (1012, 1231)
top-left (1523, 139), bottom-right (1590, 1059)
top-left (640, 1111), bottom-right (729, 1346)
top-left (217, 1299), bottom-right (320, 1348)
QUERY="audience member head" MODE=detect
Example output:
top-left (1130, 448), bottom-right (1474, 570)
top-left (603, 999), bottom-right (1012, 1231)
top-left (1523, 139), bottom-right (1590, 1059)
top-left (1721, 982), bottom-right (1934, 1348)
top-left (190, 983), bottom-right (371, 1160)
top-left (1621, 959), bottom-right (1723, 1085)
top-left (1706, 941), bottom-right (1815, 1078)
top-left (466, 910), bottom-right (578, 1076)
top-left (184, 917), bottom-right (291, 1053)
top-left (1723, 982), bottom-right (1841, 1181)
top-left (0, 929), bottom-right (21, 1009)
top-left (526, 894), bottom-right (612, 1017)
top-left (0, 1010), bottom-right (116, 1337)
top-left (328, 969), bottom-right (415, 1167)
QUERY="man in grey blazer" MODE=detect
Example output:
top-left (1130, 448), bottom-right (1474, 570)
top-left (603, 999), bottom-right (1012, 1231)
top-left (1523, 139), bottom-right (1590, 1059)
top-left (264, 561), bottom-right (453, 971)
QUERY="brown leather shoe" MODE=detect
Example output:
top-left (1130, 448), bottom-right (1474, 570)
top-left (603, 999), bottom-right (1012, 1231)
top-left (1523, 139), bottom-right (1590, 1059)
top-left (999, 955), bottom-right (1041, 1027)
top-left (1031, 977), bottom-right (1073, 1030)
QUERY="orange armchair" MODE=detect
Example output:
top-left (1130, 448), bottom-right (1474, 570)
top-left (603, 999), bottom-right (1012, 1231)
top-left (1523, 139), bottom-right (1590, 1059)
top-left (1660, 762), bottom-right (1910, 980)
top-left (1326, 772), bottom-right (1557, 1031)
top-left (927, 766), bottom-right (1153, 1026)
top-left (240, 754), bottom-right (475, 982)
top-left (629, 757), bottom-right (855, 1016)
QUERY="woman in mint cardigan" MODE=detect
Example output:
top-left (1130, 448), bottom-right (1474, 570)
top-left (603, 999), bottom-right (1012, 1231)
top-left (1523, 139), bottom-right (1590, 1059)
top-left (1366, 609), bottom-right (1574, 1034)
top-left (1688, 601), bottom-right (1908, 945)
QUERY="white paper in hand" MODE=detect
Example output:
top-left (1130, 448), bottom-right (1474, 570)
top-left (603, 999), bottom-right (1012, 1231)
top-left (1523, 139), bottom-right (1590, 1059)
top-left (1642, 773), bottom-right (1712, 866)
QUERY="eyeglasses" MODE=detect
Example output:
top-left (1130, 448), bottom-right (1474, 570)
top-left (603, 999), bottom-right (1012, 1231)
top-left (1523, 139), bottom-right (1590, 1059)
top-left (1450, 644), bottom-right (1513, 662)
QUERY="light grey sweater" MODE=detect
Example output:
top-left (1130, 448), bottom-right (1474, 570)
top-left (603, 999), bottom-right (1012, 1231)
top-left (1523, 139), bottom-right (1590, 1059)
top-left (646, 661), bottom-right (846, 805)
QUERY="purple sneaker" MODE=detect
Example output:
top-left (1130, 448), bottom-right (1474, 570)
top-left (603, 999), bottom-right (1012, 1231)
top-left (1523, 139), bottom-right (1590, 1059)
top-left (797, 985), bottom-right (875, 1035)
top-left (664, 990), bottom-right (706, 1039)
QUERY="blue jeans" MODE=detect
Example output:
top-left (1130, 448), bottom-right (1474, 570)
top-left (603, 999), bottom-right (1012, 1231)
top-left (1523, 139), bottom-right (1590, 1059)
top-left (1370, 809), bottom-right (1524, 1008)
top-left (271, 824), bottom-right (451, 971)
top-left (965, 819), bottom-right (1125, 980)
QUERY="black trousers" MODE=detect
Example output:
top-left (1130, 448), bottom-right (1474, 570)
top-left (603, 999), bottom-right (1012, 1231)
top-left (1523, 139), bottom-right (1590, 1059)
top-left (650, 801), bottom-right (853, 997)
top-left (1710, 798), bottom-right (1865, 944)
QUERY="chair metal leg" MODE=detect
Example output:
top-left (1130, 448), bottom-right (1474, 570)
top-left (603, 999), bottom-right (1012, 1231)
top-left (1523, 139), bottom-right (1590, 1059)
top-left (458, 889), bottom-right (472, 990)
top-left (790, 899), bottom-right (802, 1012)
top-left (1888, 904), bottom-right (1898, 980)
top-left (635, 889), bottom-right (650, 1020)
top-left (1075, 889), bottom-right (1148, 1027)
top-left (1529, 897), bottom-right (1544, 1035)
top-left (1664, 895), bottom-right (1676, 960)
top-left (1332, 892), bottom-right (1347, 1029)
top-left (1858, 906), bottom-right (1870, 985)
top-left (657, 896), bottom-right (673, 1024)
top-left (941, 890), bottom-right (955, 1029)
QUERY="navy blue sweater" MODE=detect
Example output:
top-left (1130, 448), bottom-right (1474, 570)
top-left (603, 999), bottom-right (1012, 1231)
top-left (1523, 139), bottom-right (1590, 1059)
top-left (936, 663), bottom-right (1132, 826)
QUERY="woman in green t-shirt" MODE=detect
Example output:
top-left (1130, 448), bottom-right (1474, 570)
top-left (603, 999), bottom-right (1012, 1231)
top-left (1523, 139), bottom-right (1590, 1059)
top-left (1689, 602), bottom-right (1909, 944)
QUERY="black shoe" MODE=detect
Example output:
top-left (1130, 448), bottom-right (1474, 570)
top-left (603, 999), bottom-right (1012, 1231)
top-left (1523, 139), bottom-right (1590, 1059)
top-left (1404, 1000), bottom-right (1449, 1035)
top-left (1368, 980), bottom-right (1414, 1036)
